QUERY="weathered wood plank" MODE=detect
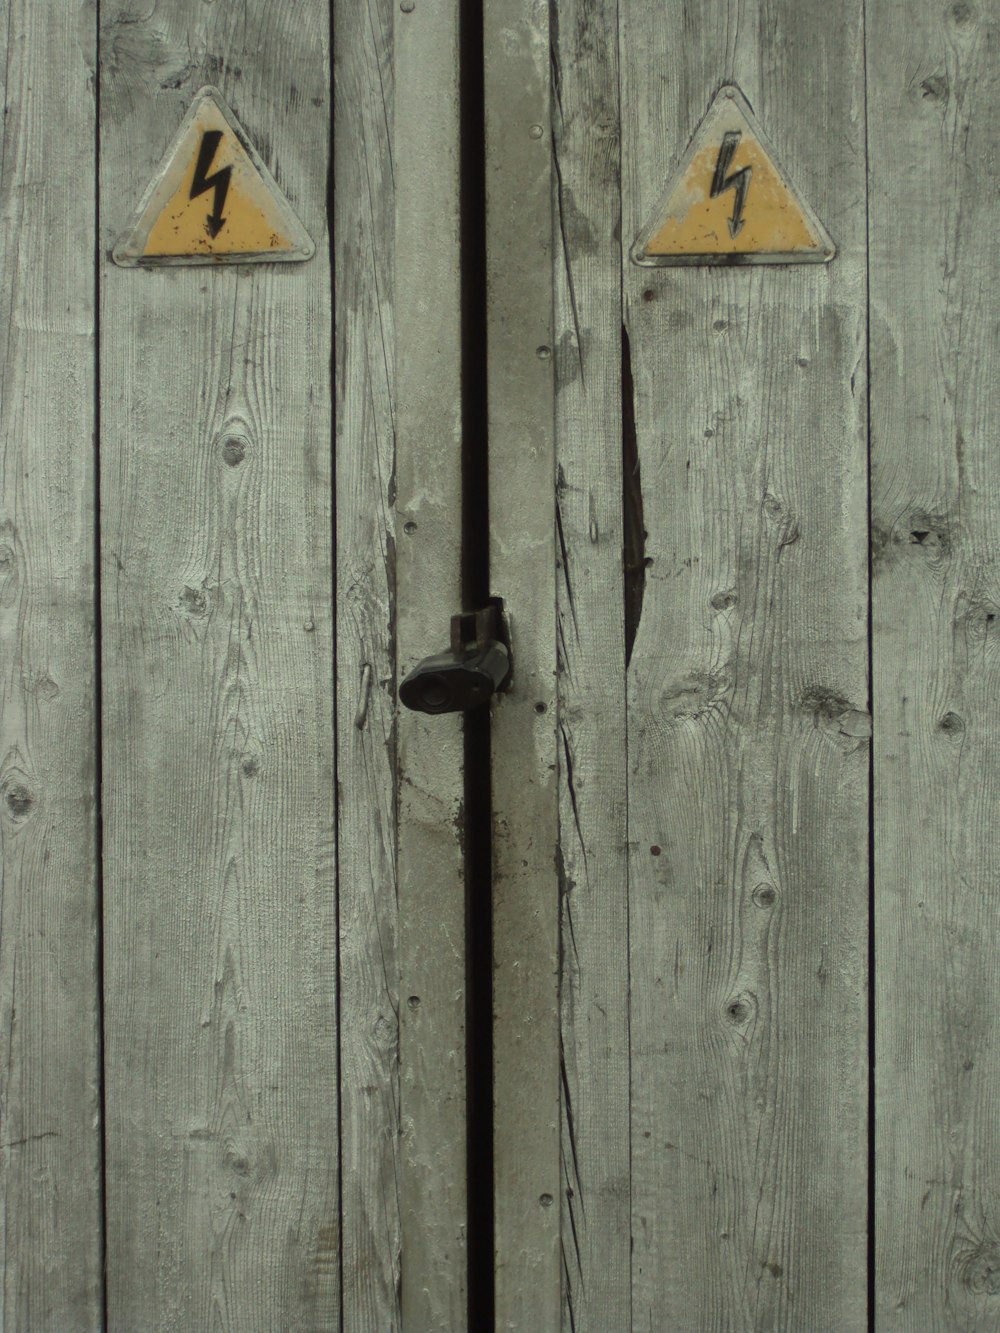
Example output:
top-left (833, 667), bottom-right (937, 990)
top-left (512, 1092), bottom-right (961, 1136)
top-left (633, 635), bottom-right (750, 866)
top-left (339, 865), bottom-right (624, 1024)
top-left (484, 1), bottom-right (561, 1327)
top-left (336, 6), bottom-right (468, 1326)
top-left (0, 0), bottom-right (103, 1325)
top-left (100, 6), bottom-right (337, 1325)
top-left (363, 0), bottom-right (468, 1326)
top-left (621, 1), bottom-right (870, 1325)
top-left (869, 2), bottom-right (1000, 1325)
top-left (549, 0), bottom-right (631, 1327)
top-left (332, 1), bottom-right (403, 1326)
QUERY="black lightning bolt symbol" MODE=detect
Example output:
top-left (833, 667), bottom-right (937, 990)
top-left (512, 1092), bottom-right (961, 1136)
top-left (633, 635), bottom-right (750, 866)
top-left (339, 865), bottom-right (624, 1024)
top-left (710, 130), bottom-right (752, 238)
top-left (189, 130), bottom-right (231, 239)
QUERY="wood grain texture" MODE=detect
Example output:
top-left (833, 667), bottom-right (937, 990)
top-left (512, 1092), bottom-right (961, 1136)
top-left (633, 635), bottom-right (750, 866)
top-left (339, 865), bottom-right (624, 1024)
top-left (332, 1), bottom-right (404, 1327)
top-left (869, 2), bottom-right (1000, 1326)
top-left (100, 5), bottom-right (337, 1326)
top-left (0, 0), bottom-right (103, 1325)
top-left (395, 1), bottom-right (468, 1327)
top-left (484, 1), bottom-right (561, 1327)
top-left (549, 0), bottom-right (631, 1327)
top-left (621, 1), bottom-right (870, 1326)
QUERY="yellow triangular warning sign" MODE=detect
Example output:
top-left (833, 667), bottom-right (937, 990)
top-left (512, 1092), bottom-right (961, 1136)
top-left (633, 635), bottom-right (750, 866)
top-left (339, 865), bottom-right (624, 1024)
top-left (113, 88), bottom-right (314, 267)
top-left (631, 86), bottom-right (834, 266)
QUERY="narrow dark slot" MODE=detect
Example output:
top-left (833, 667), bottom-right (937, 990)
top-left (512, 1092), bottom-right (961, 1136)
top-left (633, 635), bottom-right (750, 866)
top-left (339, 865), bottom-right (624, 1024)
top-left (866, 338), bottom-right (876, 1333)
top-left (328, 0), bottom-right (346, 1322)
top-left (622, 325), bottom-right (646, 668)
top-left (93, 7), bottom-right (110, 1325)
top-left (862, 5), bottom-right (876, 1327)
top-left (458, 1), bottom-right (494, 1328)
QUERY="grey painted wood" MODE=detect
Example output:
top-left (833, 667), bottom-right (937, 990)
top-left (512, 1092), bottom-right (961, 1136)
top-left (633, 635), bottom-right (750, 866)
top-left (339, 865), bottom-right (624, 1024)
top-left (100, 5), bottom-right (337, 1326)
top-left (550, 0), bottom-right (631, 1327)
top-left (394, 2), bottom-right (469, 1328)
top-left (484, 1), bottom-right (561, 1327)
top-left (333, 1), bottom-right (403, 1326)
top-left (620, 1), bottom-right (870, 1326)
top-left (869, 3), bottom-right (1000, 1325)
top-left (0, 0), bottom-right (103, 1325)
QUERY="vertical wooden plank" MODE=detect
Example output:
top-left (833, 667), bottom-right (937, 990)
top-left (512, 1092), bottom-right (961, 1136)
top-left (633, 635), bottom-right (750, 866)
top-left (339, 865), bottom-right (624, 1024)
top-left (100, 5), bottom-right (336, 1326)
top-left (621, 2), bottom-right (870, 1326)
top-left (484, 1), bottom-right (560, 1327)
top-left (869, 2), bottom-right (1000, 1325)
top-left (337, 0), bottom-right (469, 1324)
top-left (549, 0), bottom-right (631, 1328)
top-left (394, 1), bottom-right (468, 1326)
top-left (333, 1), bottom-right (402, 1326)
top-left (0, 0), bottom-right (103, 1325)
top-left (394, 5), bottom-right (469, 1327)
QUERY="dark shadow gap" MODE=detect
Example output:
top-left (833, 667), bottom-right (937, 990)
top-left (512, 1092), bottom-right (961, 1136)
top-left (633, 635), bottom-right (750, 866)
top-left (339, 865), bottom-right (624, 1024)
top-left (93, 4), bottom-right (109, 1325)
top-left (622, 325), bottom-right (645, 667)
top-left (328, 0), bottom-right (345, 1324)
top-left (459, 1), bottom-right (494, 1328)
top-left (862, 1), bottom-right (876, 1326)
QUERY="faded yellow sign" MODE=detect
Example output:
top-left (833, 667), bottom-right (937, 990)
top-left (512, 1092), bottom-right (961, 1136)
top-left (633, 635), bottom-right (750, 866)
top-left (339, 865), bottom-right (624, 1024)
top-left (114, 88), bottom-right (313, 267)
top-left (632, 86), bottom-right (834, 266)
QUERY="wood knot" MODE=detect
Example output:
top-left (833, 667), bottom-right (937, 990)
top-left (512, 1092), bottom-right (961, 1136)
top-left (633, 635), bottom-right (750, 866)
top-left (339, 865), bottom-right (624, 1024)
top-left (762, 493), bottom-right (800, 548)
top-left (220, 435), bottom-right (248, 467)
top-left (0, 540), bottom-right (17, 607)
top-left (752, 883), bottom-right (778, 908)
top-left (908, 510), bottom-right (952, 555)
top-left (919, 73), bottom-right (949, 103)
top-left (32, 674), bottom-right (60, 701)
top-left (373, 1014), bottom-right (395, 1047)
top-left (948, 1), bottom-right (976, 28)
top-left (179, 585), bottom-right (208, 617)
top-left (724, 991), bottom-right (757, 1028)
top-left (800, 687), bottom-right (871, 742)
top-left (659, 670), bottom-right (729, 723)
top-left (955, 1240), bottom-right (1000, 1295)
top-left (3, 782), bottom-right (34, 821)
top-left (874, 513), bottom-right (954, 572)
top-left (938, 711), bottom-right (965, 736)
top-left (223, 1145), bottom-right (252, 1176)
top-left (956, 595), bottom-right (999, 643)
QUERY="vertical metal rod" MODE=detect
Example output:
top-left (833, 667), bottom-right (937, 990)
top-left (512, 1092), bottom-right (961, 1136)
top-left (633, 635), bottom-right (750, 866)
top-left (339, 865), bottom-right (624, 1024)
top-left (459, 1), bottom-right (495, 1325)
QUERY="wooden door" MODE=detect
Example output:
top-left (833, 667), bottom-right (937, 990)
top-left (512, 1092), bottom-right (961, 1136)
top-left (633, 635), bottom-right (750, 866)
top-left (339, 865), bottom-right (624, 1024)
top-left (502, 0), bottom-right (1000, 1328)
top-left (1, 0), bottom-right (999, 1330)
top-left (0, 0), bottom-right (468, 1327)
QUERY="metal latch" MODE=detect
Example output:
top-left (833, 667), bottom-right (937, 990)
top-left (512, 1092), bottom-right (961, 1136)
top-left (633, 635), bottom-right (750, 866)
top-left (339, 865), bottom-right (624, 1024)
top-left (398, 599), bottom-right (511, 714)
